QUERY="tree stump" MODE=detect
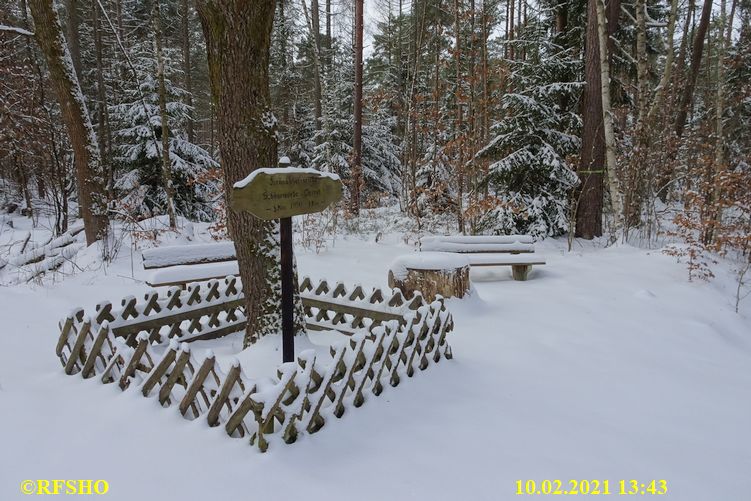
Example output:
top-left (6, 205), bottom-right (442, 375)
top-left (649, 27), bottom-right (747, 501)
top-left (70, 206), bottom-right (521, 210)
top-left (388, 252), bottom-right (471, 301)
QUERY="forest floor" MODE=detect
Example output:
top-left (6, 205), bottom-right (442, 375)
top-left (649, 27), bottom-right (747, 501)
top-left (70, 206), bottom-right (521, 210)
top-left (0, 210), bottom-right (750, 500)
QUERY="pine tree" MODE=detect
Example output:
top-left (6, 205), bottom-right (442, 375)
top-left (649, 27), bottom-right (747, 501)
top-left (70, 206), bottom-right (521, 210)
top-left (109, 44), bottom-right (217, 222)
top-left (475, 20), bottom-right (582, 237)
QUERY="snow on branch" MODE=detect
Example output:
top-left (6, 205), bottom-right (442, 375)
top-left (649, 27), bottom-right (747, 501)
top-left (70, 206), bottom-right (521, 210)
top-left (0, 24), bottom-right (34, 37)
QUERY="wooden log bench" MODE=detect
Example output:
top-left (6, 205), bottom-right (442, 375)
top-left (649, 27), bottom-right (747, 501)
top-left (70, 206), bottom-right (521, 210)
top-left (142, 242), bottom-right (239, 287)
top-left (420, 235), bottom-right (545, 281)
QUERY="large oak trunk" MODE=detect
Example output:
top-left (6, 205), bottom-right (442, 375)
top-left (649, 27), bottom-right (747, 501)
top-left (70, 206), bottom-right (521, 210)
top-left (196, 0), bottom-right (303, 347)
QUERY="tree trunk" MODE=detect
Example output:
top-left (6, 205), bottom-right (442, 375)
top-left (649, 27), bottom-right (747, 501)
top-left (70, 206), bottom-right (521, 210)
top-left (301, 0), bottom-right (323, 133)
top-left (351, 0), bottom-right (364, 214)
top-left (93, 1), bottom-right (110, 193)
top-left (647, 0), bottom-right (679, 120)
top-left (595, 0), bottom-right (623, 232)
top-left (154, 0), bottom-right (177, 229)
top-left (674, 0), bottom-right (713, 138)
top-left (704, 0), bottom-right (730, 244)
top-left (575, 0), bottom-right (620, 239)
top-left (30, 0), bottom-right (108, 246)
top-left (196, 0), bottom-right (303, 347)
top-left (64, 0), bottom-right (81, 80)
top-left (181, 0), bottom-right (194, 143)
top-left (454, 0), bottom-right (465, 233)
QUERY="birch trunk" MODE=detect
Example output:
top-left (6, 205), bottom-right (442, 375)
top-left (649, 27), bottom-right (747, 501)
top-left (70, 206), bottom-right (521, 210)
top-left (595, 0), bottom-right (624, 231)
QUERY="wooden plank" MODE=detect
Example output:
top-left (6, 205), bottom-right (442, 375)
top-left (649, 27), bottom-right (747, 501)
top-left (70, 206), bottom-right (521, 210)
top-left (158, 349), bottom-right (191, 406)
top-left (224, 389), bottom-right (259, 437)
top-left (206, 364), bottom-right (242, 427)
top-left (118, 335), bottom-right (150, 390)
top-left (63, 320), bottom-right (91, 375)
top-left (55, 316), bottom-right (74, 358)
top-left (301, 296), bottom-right (405, 324)
top-left (179, 355), bottom-right (216, 416)
top-left (141, 345), bottom-right (178, 397)
top-left (81, 323), bottom-right (112, 378)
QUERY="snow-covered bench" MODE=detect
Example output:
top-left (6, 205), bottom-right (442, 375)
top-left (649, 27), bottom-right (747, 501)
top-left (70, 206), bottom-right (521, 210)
top-left (420, 235), bottom-right (545, 281)
top-left (142, 242), bottom-right (239, 287)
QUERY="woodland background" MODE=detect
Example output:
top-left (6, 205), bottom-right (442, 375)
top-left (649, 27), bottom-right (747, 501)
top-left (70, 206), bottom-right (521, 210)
top-left (0, 0), bottom-right (749, 282)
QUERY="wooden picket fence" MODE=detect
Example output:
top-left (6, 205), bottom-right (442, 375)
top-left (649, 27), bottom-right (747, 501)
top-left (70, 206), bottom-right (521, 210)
top-left (55, 276), bottom-right (453, 451)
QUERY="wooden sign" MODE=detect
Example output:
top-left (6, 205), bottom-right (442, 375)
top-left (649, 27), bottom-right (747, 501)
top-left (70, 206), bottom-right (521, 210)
top-left (231, 168), bottom-right (342, 220)
top-left (231, 166), bottom-right (342, 363)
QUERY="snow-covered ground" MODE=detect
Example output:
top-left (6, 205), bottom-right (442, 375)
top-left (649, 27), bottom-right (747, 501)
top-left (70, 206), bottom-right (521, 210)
top-left (1, 213), bottom-right (750, 500)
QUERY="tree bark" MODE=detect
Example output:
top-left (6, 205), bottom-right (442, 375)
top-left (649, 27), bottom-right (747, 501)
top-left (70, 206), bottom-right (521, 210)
top-left (301, 0), bottom-right (323, 131)
top-left (181, 0), bottom-right (194, 143)
top-left (154, 0), bottom-right (177, 229)
top-left (196, 0), bottom-right (303, 347)
top-left (575, 0), bottom-right (620, 238)
top-left (93, 0), bottom-right (110, 192)
top-left (64, 0), bottom-right (81, 81)
top-left (30, 0), bottom-right (108, 246)
top-left (647, 0), bottom-right (679, 120)
top-left (674, 0), bottom-right (713, 138)
top-left (595, 0), bottom-right (623, 231)
top-left (351, 0), bottom-right (364, 214)
top-left (454, 0), bottom-right (465, 233)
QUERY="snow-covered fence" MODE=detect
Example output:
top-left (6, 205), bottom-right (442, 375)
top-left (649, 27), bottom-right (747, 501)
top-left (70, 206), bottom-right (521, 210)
top-left (54, 277), bottom-right (453, 452)
top-left (58, 275), bottom-right (433, 347)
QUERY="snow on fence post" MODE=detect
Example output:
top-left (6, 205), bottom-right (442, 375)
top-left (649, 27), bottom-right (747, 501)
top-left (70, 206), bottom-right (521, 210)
top-left (52, 277), bottom-right (453, 451)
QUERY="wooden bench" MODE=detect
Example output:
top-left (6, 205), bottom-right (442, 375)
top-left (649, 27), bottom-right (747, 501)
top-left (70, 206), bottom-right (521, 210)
top-left (142, 242), bottom-right (239, 287)
top-left (419, 235), bottom-right (545, 281)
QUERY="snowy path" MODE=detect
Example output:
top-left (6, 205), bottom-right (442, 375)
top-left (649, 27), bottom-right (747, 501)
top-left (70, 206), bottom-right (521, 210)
top-left (1, 235), bottom-right (749, 500)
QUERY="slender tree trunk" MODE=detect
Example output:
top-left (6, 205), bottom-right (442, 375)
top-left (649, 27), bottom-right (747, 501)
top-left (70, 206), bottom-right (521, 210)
top-left (647, 0), bottom-right (679, 120)
top-left (595, 0), bottom-right (623, 232)
top-left (705, 0), bottom-right (730, 244)
top-left (351, 0), bottom-right (364, 214)
top-left (635, 0), bottom-right (648, 124)
top-left (196, 0), bottom-right (303, 346)
top-left (154, 0), bottom-right (177, 228)
top-left (674, 0), bottom-right (713, 138)
top-left (30, 0), bottom-right (108, 246)
top-left (181, 0), bottom-right (194, 143)
top-left (509, 0), bottom-right (514, 60)
top-left (454, 0), bottom-right (465, 233)
top-left (301, 0), bottom-right (323, 131)
top-left (325, 0), bottom-right (331, 69)
top-left (93, 1), bottom-right (110, 194)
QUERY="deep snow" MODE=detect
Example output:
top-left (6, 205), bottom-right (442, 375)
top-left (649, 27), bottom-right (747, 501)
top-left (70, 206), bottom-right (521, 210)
top-left (1, 214), bottom-right (750, 501)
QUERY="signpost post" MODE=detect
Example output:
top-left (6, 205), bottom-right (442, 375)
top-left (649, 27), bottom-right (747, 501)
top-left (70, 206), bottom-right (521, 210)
top-left (231, 167), bottom-right (342, 363)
